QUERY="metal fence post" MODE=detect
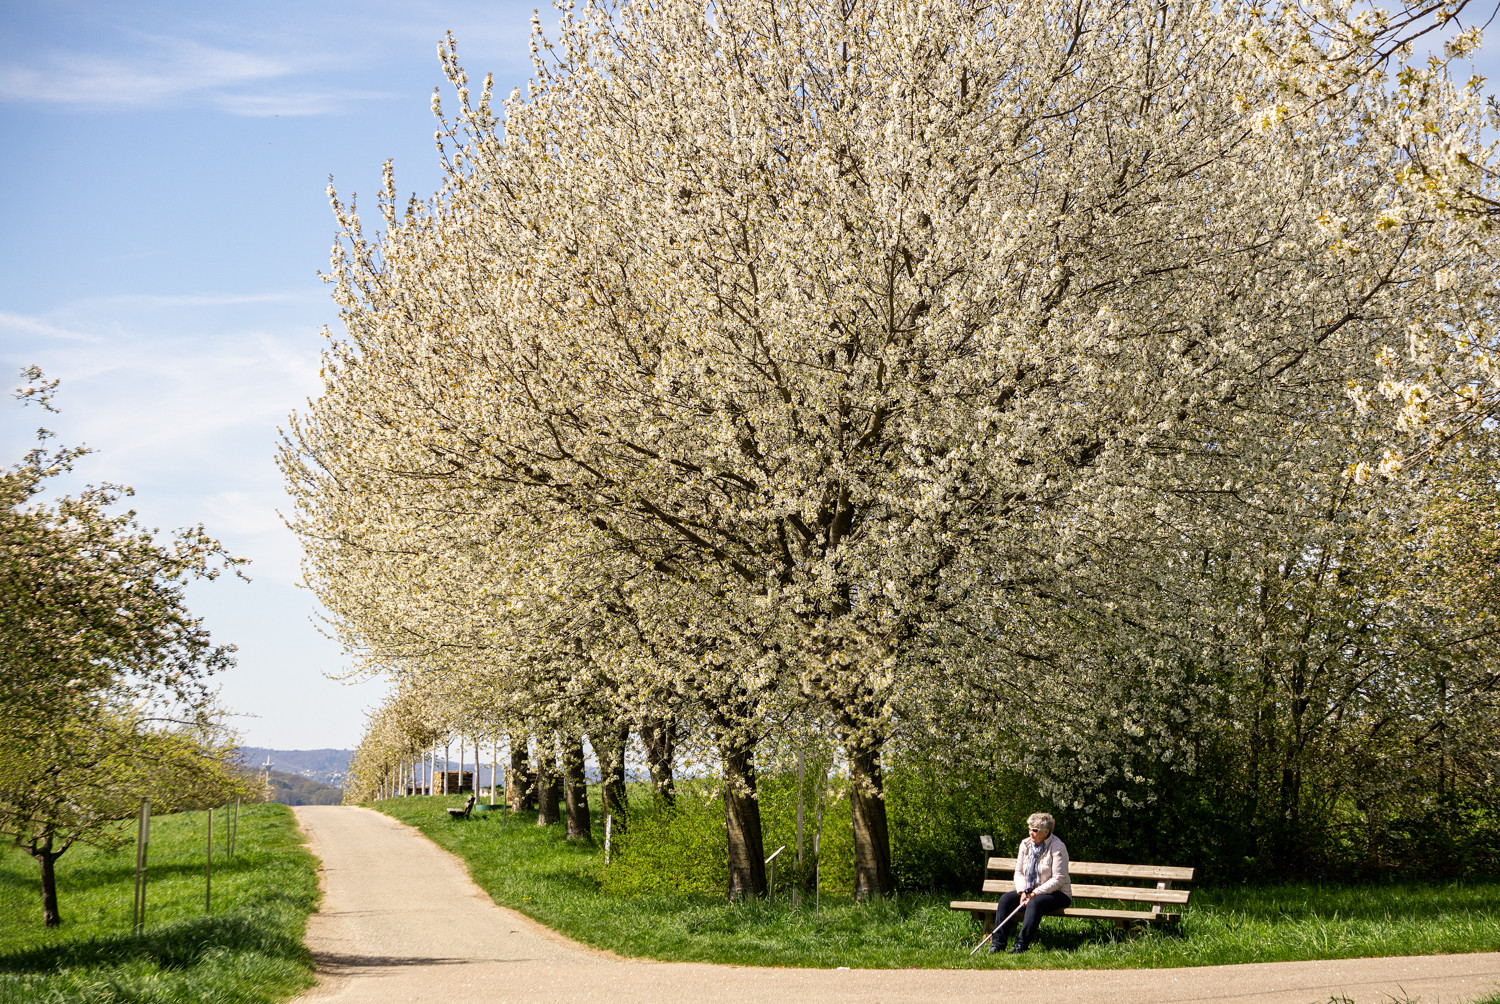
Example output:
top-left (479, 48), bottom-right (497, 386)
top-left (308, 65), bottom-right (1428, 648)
top-left (132, 797), bottom-right (150, 934)
top-left (814, 832), bottom-right (820, 913)
top-left (205, 807), bottom-right (213, 913)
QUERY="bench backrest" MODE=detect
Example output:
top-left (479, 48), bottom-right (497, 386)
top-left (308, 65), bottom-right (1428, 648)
top-left (983, 856), bottom-right (1194, 911)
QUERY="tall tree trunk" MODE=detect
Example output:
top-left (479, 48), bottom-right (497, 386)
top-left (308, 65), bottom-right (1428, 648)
top-left (720, 736), bottom-right (767, 899)
top-left (562, 731), bottom-right (592, 842)
top-left (846, 739), bottom-right (893, 899)
top-left (30, 835), bottom-right (64, 928)
top-left (1275, 653), bottom-right (1312, 875)
top-left (507, 735), bottom-right (537, 813)
top-left (639, 718), bottom-right (677, 807)
top-left (1249, 657), bottom-right (1278, 869)
top-left (1276, 763), bottom-right (1303, 874)
top-left (594, 723), bottom-right (631, 832)
top-left (535, 732), bottom-right (562, 826)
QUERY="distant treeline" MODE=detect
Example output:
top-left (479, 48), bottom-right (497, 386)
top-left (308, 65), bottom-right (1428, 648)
top-left (238, 747), bottom-right (350, 788)
top-left (264, 769), bottom-right (342, 806)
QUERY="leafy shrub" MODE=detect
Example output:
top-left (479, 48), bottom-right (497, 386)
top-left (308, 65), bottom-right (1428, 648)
top-left (886, 762), bottom-right (1042, 892)
top-left (605, 765), bottom-right (1051, 896)
top-left (599, 756), bottom-right (1500, 899)
top-left (601, 784), bottom-right (726, 895)
top-left (605, 775), bottom-right (857, 896)
top-left (756, 772), bottom-right (853, 895)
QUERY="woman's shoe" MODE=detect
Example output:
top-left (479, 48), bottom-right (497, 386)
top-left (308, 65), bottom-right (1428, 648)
top-left (1007, 941), bottom-right (1029, 954)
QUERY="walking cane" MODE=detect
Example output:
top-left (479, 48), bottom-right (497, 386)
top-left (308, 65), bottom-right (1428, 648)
top-left (968, 897), bottom-right (1029, 955)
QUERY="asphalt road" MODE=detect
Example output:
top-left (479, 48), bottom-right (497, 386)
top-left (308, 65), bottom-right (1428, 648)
top-left (289, 805), bottom-right (1500, 1004)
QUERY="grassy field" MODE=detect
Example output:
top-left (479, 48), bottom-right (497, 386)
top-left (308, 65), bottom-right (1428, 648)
top-left (0, 802), bottom-right (319, 1004)
top-left (376, 793), bottom-right (1500, 972)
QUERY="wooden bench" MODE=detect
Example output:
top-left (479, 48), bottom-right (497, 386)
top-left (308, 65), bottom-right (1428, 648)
top-left (951, 856), bottom-right (1194, 934)
top-left (446, 794), bottom-right (476, 821)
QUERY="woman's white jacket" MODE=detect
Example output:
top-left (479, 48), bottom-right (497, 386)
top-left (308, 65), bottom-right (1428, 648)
top-left (1012, 835), bottom-right (1072, 898)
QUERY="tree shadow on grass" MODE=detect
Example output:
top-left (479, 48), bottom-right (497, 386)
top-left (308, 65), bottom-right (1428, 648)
top-left (0, 910), bottom-right (311, 975)
top-left (0, 858), bottom-right (131, 904)
top-left (0, 868), bottom-right (35, 896)
top-left (53, 858), bottom-right (229, 895)
top-left (537, 867), bottom-right (603, 896)
top-left (309, 950), bottom-right (555, 973)
top-left (1037, 919), bottom-right (1189, 953)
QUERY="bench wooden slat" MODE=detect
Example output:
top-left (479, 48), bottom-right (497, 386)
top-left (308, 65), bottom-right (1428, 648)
top-left (950, 900), bottom-right (1000, 913)
top-left (1068, 907), bottom-right (1180, 922)
top-left (987, 857), bottom-right (1195, 882)
top-left (1071, 883), bottom-right (1191, 904)
top-left (981, 878), bottom-right (1190, 904)
top-left (949, 901), bottom-right (1180, 923)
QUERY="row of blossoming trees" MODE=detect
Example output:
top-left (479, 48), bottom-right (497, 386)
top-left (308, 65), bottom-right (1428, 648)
top-left (287, 0), bottom-right (1500, 893)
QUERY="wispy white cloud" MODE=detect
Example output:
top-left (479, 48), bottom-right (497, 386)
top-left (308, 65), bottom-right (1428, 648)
top-left (0, 32), bottom-right (394, 117)
top-left (0, 292), bottom-right (325, 506)
top-left (0, 2), bottom-right (539, 117)
top-left (0, 38), bottom-right (295, 108)
top-left (0, 310), bottom-right (98, 343)
top-left (213, 88), bottom-right (394, 118)
top-left (73, 291), bottom-right (325, 309)
top-left (201, 489), bottom-right (304, 583)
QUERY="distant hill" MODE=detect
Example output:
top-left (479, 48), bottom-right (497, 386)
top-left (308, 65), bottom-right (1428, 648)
top-left (263, 768), bottom-right (343, 806)
top-left (239, 748), bottom-right (351, 789)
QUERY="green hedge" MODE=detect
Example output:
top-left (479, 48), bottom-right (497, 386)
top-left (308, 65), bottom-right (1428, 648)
top-left (886, 763), bottom-right (1042, 891)
top-left (604, 765), bottom-right (1051, 896)
top-left (604, 757), bottom-right (1500, 897)
top-left (605, 775), bottom-right (858, 896)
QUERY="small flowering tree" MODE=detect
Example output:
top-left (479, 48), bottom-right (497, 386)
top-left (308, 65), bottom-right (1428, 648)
top-left (1, 372), bottom-right (246, 926)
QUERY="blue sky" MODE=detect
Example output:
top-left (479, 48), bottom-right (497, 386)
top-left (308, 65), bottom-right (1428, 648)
top-left (0, 0), bottom-right (539, 749)
top-left (2, 1), bottom-right (1497, 751)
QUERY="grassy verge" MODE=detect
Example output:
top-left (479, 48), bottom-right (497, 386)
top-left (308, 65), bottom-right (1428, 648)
top-left (376, 794), bottom-right (1500, 970)
top-left (0, 803), bottom-right (319, 1004)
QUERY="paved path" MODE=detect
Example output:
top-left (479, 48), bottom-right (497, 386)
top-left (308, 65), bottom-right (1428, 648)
top-left (290, 805), bottom-right (1500, 1004)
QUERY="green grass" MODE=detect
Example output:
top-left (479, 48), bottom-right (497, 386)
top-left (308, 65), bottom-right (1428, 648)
top-left (0, 803), bottom-right (319, 1003)
top-left (375, 794), bottom-right (1500, 970)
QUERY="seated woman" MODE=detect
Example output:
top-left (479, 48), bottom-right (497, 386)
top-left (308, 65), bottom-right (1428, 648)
top-left (990, 811), bottom-right (1071, 953)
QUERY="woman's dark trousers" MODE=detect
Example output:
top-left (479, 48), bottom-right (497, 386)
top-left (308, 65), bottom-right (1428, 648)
top-left (991, 890), bottom-right (1072, 949)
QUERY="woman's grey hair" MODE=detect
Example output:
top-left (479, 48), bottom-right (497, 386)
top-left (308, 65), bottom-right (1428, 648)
top-left (1026, 812), bottom-right (1055, 834)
